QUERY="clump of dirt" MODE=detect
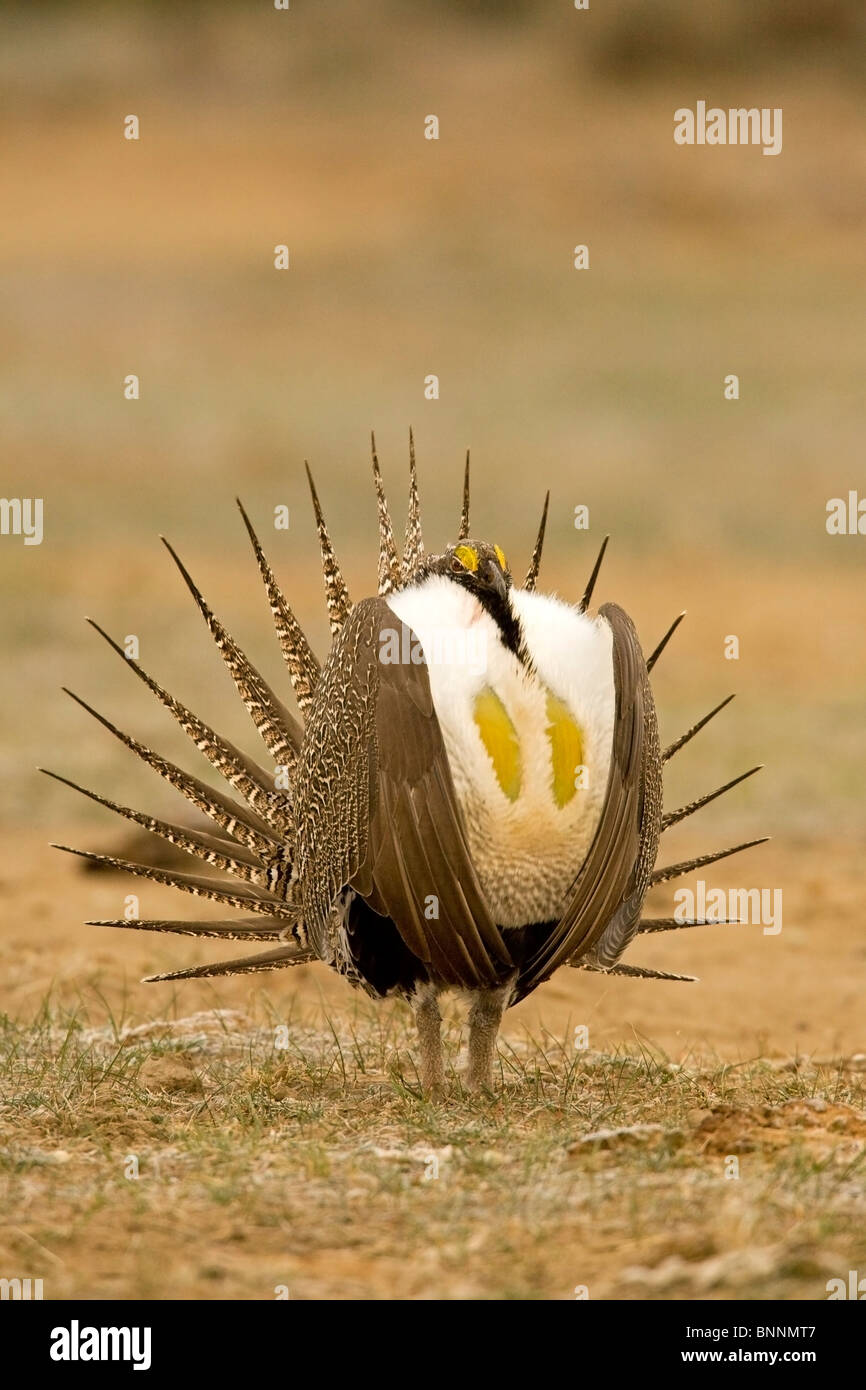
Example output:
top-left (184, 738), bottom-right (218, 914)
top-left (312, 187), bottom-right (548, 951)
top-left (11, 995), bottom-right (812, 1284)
top-left (690, 1097), bottom-right (866, 1160)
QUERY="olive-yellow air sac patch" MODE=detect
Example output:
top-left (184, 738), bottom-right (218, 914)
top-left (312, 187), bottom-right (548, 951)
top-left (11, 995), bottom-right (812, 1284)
top-left (545, 690), bottom-right (584, 808)
top-left (473, 687), bottom-right (522, 801)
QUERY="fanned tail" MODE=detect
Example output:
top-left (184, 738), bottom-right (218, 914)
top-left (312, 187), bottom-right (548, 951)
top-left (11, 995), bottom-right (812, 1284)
top-left (53, 488), bottom-right (330, 979)
top-left (57, 443), bottom-right (766, 997)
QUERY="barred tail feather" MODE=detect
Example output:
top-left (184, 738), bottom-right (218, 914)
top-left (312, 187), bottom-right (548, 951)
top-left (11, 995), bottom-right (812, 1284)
top-left (523, 492), bottom-right (549, 592)
top-left (650, 837), bottom-right (770, 886)
top-left (458, 450), bottom-right (471, 542)
top-left (53, 845), bottom-right (299, 918)
top-left (646, 611), bottom-right (686, 672)
top-left (41, 769), bottom-right (274, 886)
top-left (662, 766), bottom-right (763, 830)
top-left (82, 622), bottom-right (289, 830)
top-left (608, 962), bottom-right (697, 982)
top-left (305, 463), bottom-right (352, 634)
top-left (89, 918), bottom-right (295, 942)
top-left (62, 687), bottom-right (281, 859)
top-left (570, 958), bottom-right (697, 981)
top-left (236, 498), bottom-right (321, 717)
top-left (143, 943), bottom-right (314, 982)
top-left (401, 428), bottom-right (424, 579)
top-left (370, 434), bottom-right (401, 596)
top-left (663, 694), bottom-right (735, 762)
top-left (637, 917), bottom-right (741, 934)
top-left (577, 534), bottom-right (609, 613)
top-left (160, 536), bottom-right (302, 765)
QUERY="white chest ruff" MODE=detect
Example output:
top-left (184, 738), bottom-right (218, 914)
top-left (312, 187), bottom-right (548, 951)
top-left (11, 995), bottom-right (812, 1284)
top-left (386, 578), bottom-right (616, 927)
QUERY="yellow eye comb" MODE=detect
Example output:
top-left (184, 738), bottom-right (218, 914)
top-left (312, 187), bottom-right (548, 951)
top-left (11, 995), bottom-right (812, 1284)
top-left (454, 544), bottom-right (478, 572)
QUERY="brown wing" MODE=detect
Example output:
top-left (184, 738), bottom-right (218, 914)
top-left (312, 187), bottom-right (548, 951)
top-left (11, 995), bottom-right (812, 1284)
top-left (297, 598), bottom-right (512, 989)
top-left (514, 602), bottom-right (662, 1001)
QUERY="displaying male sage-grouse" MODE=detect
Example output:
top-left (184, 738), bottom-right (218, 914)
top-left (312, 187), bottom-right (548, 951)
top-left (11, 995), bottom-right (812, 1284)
top-left (47, 433), bottom-right (766, 1093)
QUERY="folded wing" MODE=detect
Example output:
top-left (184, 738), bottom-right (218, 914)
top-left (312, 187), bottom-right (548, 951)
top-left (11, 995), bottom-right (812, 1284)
top-left (296, 598), bottom-right (513, 989)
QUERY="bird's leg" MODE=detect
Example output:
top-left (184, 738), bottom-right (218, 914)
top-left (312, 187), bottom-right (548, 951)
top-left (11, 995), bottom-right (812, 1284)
top-left (466, 978), bottom-right (514, 1092)
top-left (412, 981), bottom-right (445, 1097)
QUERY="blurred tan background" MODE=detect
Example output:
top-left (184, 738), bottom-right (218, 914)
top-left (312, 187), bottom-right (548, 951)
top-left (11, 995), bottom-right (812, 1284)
top-left (1, 1), bottom-right (864, 1053)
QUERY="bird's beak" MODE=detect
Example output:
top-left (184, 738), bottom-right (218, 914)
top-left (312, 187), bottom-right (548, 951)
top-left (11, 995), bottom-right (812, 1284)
top-left (486, 563), bottom-right (508, 604)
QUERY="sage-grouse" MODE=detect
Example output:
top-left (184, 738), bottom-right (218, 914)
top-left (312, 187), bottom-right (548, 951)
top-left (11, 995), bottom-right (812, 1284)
top-left (47, 433), bottom-right (766, 1093)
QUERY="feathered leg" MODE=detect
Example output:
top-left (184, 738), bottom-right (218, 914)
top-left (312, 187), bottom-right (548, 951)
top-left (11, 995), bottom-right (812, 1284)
top-left (412, 982), bottom-right (445, 1097)
top-left (466, 978), bottom-right (514, 1092)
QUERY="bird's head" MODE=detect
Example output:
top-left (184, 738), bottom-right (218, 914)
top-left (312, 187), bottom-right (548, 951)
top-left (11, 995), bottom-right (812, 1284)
top-left (432, 539), bottom-right (511, 600)
top-left (426, 540), bottom-right (524, 657)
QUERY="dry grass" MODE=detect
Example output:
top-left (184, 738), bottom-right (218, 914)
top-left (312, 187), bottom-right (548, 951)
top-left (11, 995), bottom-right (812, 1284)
top-left (1, 996), bottom-right (864, 1300)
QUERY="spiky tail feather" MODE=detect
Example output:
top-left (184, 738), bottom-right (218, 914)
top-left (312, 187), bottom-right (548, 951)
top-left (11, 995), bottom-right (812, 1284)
top-left (81, 623), bottom-right (289, 831)
top-left (571, 960), bottom-right (698, 982)
top-left (401, 428), bottom-right (424, 580)
top-left (41, 769), bottom-right (273, 886)
top-left (53, 845), bottom-right (300, 919)
top-left (458, 450), bottom-right (471, 542)
top-left (90, 917), bottom-right (294, 941)
top-left (236, 498), bottom-right (321, 715)
top-left (370, 433), bottom-right (401, 595)
top-left (160, 536), bottom-right (302, 766)
top-left (143, 944), bottom-right (314, 982)
top-left (646, 611), bottom-right (686, 672)
top-left (523, 492), bottom-right (549, 592)
top-left (650, 837), bottom-right (770, 887)
top-left (662, 766), bottom-right (763, 830)
top-left (577, 535), bottom-right (609, 613)
top-left (61, 688), bottom-right (281, 859)
top-left (637, 917), bottom-right (741, 934)
top-left (305, 462), bottom-right (351, 634)
top-left (663, 694), bottom-right (735, 762)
